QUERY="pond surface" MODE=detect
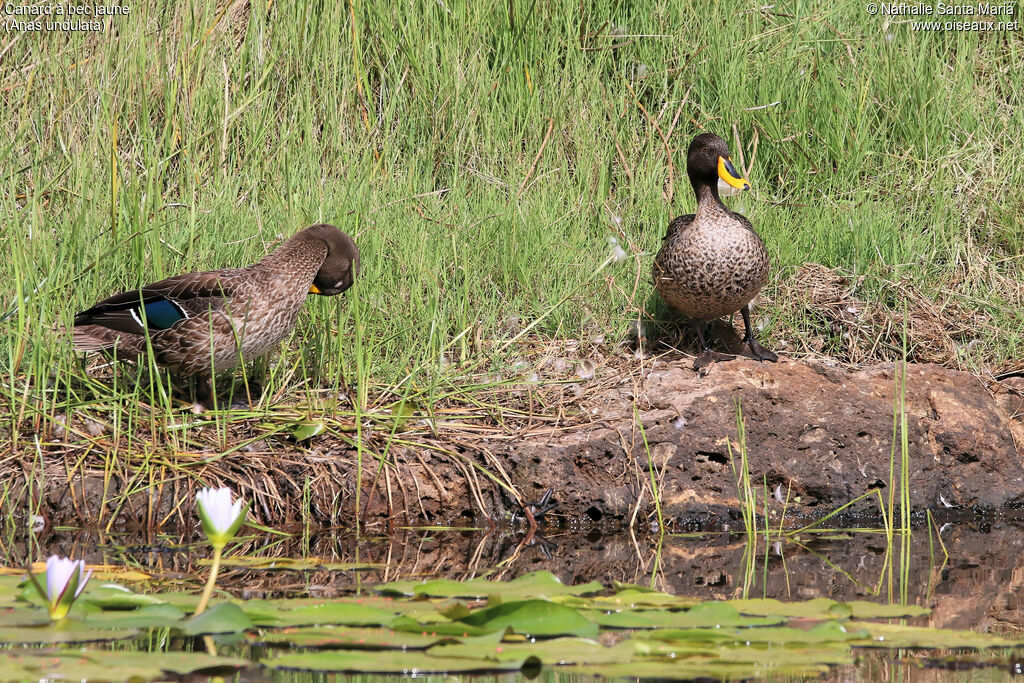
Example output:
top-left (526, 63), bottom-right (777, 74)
top-left (7, 513), bottom-right (1024, 680)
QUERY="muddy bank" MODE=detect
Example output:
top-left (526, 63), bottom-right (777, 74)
top-left (10, 357), bottom-right (1024, 528)
top-left (492, 358), bottom-right (1024, 527)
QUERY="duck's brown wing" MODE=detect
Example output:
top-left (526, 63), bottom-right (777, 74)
top-left (73, 271), bottom-right (238, 340)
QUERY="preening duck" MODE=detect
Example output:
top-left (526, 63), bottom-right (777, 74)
top-left (72, 223), bottom-right (359, 409)
top-left (652, 133), bottom-right (777, 369)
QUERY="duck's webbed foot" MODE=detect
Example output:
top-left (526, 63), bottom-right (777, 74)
top-left (693, 349), bottom-right (735, 370)
top-left (691, 320), bottom-right (734, 370)
top-left (740, 305), bottom-right (778, 363)
top-left (743, 338), bottom-right (778, 363)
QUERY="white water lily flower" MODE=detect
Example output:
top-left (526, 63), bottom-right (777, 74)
top-left (195, 487), bottom-right (248, 549)
top-left (30, 555), bottom-right (92, 620)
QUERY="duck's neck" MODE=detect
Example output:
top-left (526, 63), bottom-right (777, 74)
top-left (256, 232), bottom-right (326, 282)
top-left (692, 179), bottom-right (725, 218)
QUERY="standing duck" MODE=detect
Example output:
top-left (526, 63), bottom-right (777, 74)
top-left (653, 133), bottom-right (777, 369)
top-left (72, 223), bottom-right (359, 409)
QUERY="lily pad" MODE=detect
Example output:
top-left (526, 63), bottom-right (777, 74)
top-left (457, 599), bottom-right (599, 638)
top-left (82, 603), bottom-right (186, 629)
top-left (430, 636), bottom-right (623, 664)
top-left (0, 607), bottom-right (52, 627)
top-left (376, 570), bottom-right (602, 599)
top-left (648, 620), bottom-right (870, 645)
top-left (263, 650), bottom-right (535, 673)
top-left (252, 601), bottom-right (400, 628)
top-left (0, 650), bottom-right (244, 681)
top-left (0, 622), bottom-right (138, 644)
top-left (83, 584), bottom-right (167, 609)
top-left (850, 621), bottom-right (1024, 649)
top-left (178, 602), bottom-right (255, 635)
top-left (583, 601), bottom-right (784, 629)
top-left (727, 597), bottom-right (846, 619)
top-left (256, 626), bottom-right (458, 649)
top-left (562, 588), bottom-right (700, 609)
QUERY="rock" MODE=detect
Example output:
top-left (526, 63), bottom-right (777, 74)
top-left (489, 358), bottom-right (1024, 526)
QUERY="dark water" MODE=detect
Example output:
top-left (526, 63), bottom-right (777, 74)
top-left (13, 513), bottom-right (1024, 680)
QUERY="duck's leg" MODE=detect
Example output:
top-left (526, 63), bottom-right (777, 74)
top-left (692, 320), bottom-right (732, 369)
top-left (192, 374), bottom-right (215, 413)
top-left (741, 305), bottom-right (778, 363)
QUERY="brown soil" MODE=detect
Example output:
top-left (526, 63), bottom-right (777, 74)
top-left (8, 355), bottom-right (1023, 531)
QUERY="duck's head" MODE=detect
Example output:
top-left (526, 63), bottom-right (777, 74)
top-left (304, 224), bottom-right (360, 296)
top-left (686, 133), bottom-right (750, 195)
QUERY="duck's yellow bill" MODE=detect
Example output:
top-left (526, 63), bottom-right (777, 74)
top-left (718, 156), bottom-right (751, 191)
top-left (309, 284), bottom-right (322, 294)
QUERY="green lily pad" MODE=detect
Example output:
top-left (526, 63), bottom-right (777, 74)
top-left (430, 636), bottom-right (623, 664)
top-left (0, 607), bottom-right (52, 627)
top-left (0, 650), bottom-right (245, 681)
top-left (253, 601), bottom-right (400, 627)
top-left (376, 571), bottom-right (602, 599)
top-left (83, 584), bottom-right (168, 609)
top-left (178, 602), bottom-right (255, 635)
top-left (256, 625), bottom-right (459, 649)
top-left (727, 597), bottom-right (846, 618)
top-left (0, 622), bottom-right (138, 644)
top-left (263, 650), bottom-right (535, 673)
top-left (563, 588), bottom-right (700, 609)
top-left (850, 621), bottom-right (1024, 649)
top-left (565, 659), bottom-right (831, 679)
top-left (389, 614), bottom-right (489, 637)
top-left (82, 603), bottom-right (186, 629)
top-left (584, 601), bottom-right (784, 629)
top-left (648, 620), bottom-right (870, 645)
top-left (457, 599), bottom-right (599, 638)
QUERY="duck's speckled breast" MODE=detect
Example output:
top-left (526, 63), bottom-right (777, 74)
top-left (653, 208), bottom-right (769, 321)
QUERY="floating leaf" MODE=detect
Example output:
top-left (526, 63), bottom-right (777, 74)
top-left (82, 603), bottom-right (186, 629)
top-left (178, 602), bottom-right (254, 635)
top-left (83, 584), bottom-right (167, 609)
top-left (256, 626), bottom-right (458, 649)
top-left (0, 607), bottom-right (51, 627)
top-left (377, 571), bottom-right (602, 599)
top-left (583, 602), bottom-right (783, 629)
top-left (850, 621), bottom-right (1024, 649)
top-left (263, 650), bottom-right (535, 673)
top-left (565, 659), bottom-right (831, 679)
top-left (252, 601), bottom-right (400, 628)
top-left (728, 597), bottom-right (845, 619)
top-left (0, 622), bottom-right (138, 644)
top-left (457, 599), bottom-right (599, 638)
top-left (562, 588), bottom-right (700, 609)
top-left (0, 650), bottom-right (244, 681)
top-left (430, 636), bottom-right (623, 664)
top-left (648, 620), bottom-right (869, 645)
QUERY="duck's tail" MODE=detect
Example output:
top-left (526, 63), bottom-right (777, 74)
top-left (70, 323), bottom-right (143, 361)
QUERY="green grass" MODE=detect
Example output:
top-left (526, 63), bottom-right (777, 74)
top-left (3, 1), bottom-right (1023, 464)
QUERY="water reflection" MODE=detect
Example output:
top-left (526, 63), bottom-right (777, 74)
top-left (13, 512), bottom-right (1024, 635)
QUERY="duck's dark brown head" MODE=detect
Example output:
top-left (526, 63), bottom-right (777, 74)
top-left (686, 133), bottom-right (750, 196)
top-left (303, 224), bottom-right (360, 296)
